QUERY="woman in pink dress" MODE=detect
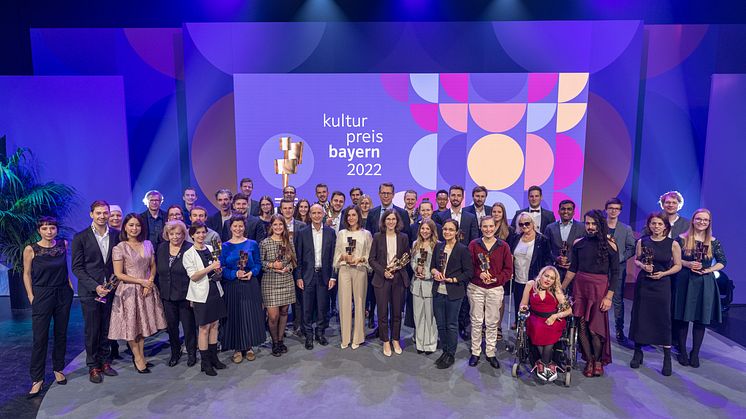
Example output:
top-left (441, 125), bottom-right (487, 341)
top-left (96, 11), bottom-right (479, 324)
top-left (519, 266), bottom-right (572, 382)
top-left (109, 213), bottom-right (167, 373)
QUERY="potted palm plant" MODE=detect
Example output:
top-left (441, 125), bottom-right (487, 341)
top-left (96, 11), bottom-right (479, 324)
top-left (0, 136), bottom-right (76, 310)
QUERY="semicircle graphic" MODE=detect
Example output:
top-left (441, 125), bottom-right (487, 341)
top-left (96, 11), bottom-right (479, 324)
top-left (380, 74), bottom-right (409, 102)
top-left (439, 104), bottom-right (468, 132)
top-left (467, 134), bottom-right (524, 190)
top-left (558, 73), bottom-right (589, 103)
top-left (554, 133), bottom-right (584, 190)
top-left (551, 191), bottom-right (576, 220)
top-left (410, 73), bottom-right (439, 103)
top-left (469, 104), bottom-right (526, 133)
top-left (524, 134), bottom-right (554, 189)
top-left (410, 104), bottom-right (438, 132)
top-left (526, 103), bottom-right (557, 132)
top-left (409, 134), bottom-right (438, 190)
top-left (556, 103), bottom-right (587, 132)
top-left (438, 134), bottom-right (468, 186)
top-left (124, 28), bottom-right (182, 79)
top-left (485, 191), bottom-right (521, 221)
top-left (440, 73), bottom-right (468, 102)
top-left (192, 93), bottom-right (238, 207)
top-left (528, 73), bottom-right (558, 103)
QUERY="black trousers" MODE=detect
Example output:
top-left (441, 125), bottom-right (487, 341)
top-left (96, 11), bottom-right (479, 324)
top-left (374, 279), bottom-right (405, 342)
top-left (80, 297), bottom-right (114, 370)
top-left (366, 272), bottom-right (377, 320)
top-left (293, 283), bottom-right (306, 331)
top-left (329, 279), bottom-right (338, 314)
top-left (162, 299), bottom-right (197, 357)
top-left (303, 271), bottom-right (329, 336)
top-left (459, 296), bottom-right (471, 333)
top-left (30, 286), bottom-right (73, 381)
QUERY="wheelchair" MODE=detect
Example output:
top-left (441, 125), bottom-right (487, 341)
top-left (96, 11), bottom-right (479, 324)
top-left (510, 310), bottom-right (578, 387)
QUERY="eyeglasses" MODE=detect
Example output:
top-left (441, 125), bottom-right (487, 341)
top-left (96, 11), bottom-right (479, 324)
top-left (694, 218), bottom-right (710, 223)
top-left (380, 192), bottom-right (393, 196)
top-left (606, 207), bottom-right (622, 212)
top-left (518, 222), bottom-right (532, 228)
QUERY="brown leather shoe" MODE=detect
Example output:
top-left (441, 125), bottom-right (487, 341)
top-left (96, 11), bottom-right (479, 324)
top-left (245, 349), bottom-right (256, 361)
top-left (593, 361), bottom-right (604, 377)
top-left (89, 368), bottom-right (103, 383)
top-left (102, 363), bottom-right (118, 377)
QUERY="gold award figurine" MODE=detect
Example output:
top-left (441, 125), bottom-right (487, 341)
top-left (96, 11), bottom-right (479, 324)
top-left (274, 136), bottom-right (304, 189)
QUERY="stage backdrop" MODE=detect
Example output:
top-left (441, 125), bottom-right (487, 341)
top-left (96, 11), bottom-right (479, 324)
top-left (233, 72), bottom-right (588, 214)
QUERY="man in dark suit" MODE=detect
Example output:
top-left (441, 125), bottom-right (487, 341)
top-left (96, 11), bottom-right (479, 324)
top-left (434, 185), bottom-right (478, 340)
top-left (463, 185), bottom-right (492, 231)
top-left (365, 182), bottom-right (410, 235)
top-left (220, 193), bottom-right (267, 243)
top-left (409, 200), bottom-right (442, 244)
top-left (239, 177), bottom-right (261, 216)
top-left (660, 190), bottom-right (690, 239)
top-left (206, 188), bottom-right (233, 239)
top-left (544, 199), bottom-right (584, 283)
top-left (71, 200), bottom-right (120, 384)
top-left (511, 185), bottom-right (556, 235)
top-left (140, 190), bottom-right (166, 246)
top-left (181, 186), bottom-right (198, 224)
top-left (295, 204), bottom-right (337, 349)
top-left (435, 185), bottom-right (479, 245)
top-left (279, 198), bottom-right (307, 336)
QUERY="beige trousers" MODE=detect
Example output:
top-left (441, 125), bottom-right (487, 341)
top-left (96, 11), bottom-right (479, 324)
top-left (338, 265), bottom-right (368, 346)
top-left (467, 283), bottom-right (504, 357)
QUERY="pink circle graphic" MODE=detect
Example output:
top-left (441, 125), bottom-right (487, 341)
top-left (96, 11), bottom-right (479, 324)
top-left (528, 73), bottom-right (558, 103)
top-left (524, 134), bottom-right (554, 189)
top-left (469, 103), bottom-right (526, 132)
top-left (439, 104), bottom-right (468, 133)
top-left (410, 104), bottom-right (439, 132)
top-left (440, 73), bottom-right (468, 102)
top-left (554, 133), bottom-right (584, 190)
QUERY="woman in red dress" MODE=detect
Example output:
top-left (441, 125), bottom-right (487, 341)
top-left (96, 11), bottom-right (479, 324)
top-left (519, 266), bottom-right (572, 382)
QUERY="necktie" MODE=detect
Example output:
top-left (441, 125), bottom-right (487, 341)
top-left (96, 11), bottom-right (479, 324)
top-left (529, 209), bottom-right (540, 213)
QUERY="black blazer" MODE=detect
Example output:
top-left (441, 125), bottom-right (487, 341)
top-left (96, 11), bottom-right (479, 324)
top-left (248, 199), bottom-right (261, 217)
top-left (509, 232), bottom-right (553, 283)
top-left (369, 232), bottom-right (411, 288)
top-left (155, 241), bottom-right (193, 301)
top-left (221, 214), bottom-right (268, 243)
top-left (365, 205), bottom-right (411, 235)
top-left (463, 204), bottom-right (492, 220)
top-left (435, 209), bottom-right (479, 245)
top-left (511, 208), bottom-right (556, 235)
top-left (544, 220), bottom-right (585, 265)
top-left (429, 241), bottom-right (473, 300)
top-left (71, 227), bottom-right (120, 301)
top-left (206, 212), bottom-right (227, 239)
top-left (295, 225), bottom-right (337, 285)
top-left (140, 209), bottom-right (166, 247)
top-left (409, 218), bottom-right (442, 245)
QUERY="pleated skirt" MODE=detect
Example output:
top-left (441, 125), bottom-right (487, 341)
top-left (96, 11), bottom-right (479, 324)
top-left (221, 279), bottom-right (266, 350)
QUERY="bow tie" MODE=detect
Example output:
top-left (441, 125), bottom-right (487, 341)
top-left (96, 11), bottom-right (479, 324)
top-left (529, 209), bottom-right (541, 213)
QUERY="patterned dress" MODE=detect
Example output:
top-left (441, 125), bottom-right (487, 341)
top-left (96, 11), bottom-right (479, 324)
top-left (109, 241), bottom-right (167, 341)
top-left (260, 238), bottom-right (297, 307)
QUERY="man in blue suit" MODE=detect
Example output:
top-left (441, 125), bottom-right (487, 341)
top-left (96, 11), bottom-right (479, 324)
top-left (365, 182), bottom-right (410, 235)
top-left (463, 186), bottom-right (492, 233)
top-left (295, 204), bottom-right (337, 349)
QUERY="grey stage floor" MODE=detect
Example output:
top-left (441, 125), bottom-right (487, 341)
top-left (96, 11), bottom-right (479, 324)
top-left (38, 317), bottom-right (746, 419)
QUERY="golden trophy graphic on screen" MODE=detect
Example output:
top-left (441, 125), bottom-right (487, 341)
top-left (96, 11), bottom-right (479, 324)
top-left (274, 136), bottom-right (304, 188)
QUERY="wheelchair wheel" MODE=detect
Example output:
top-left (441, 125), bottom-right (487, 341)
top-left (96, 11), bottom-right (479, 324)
top-left (568, 326), bottom-right (578, 369)
top-left (511, 362), bottom-right (519, 378)
top-left (564, 370), bottom-right (571, 387)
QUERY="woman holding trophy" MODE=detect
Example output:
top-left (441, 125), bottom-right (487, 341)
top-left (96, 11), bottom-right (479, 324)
top-left (369, 210), bottom-right (411, 357)
top-left (673, 209), bottom-right (727, 368)
top-left (629, 213), bottom-right (682, 376)
top-left (430, 219), bottom-right (473, 369)
top-left (109, 213), bottom-right (167, 374)
top-left (334, 205), bottom-right (373, 350)
top-left (184, 221), bottom-right (227, 376)
top-left (220, 215), bottom-right (265, 363)
top-left (260, 214), bottom-right (297, 357)
top-left (409, 219), bottom-right (440, 354)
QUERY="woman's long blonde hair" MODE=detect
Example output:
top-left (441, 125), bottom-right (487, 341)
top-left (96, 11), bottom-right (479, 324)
top-left (680, 208), bottom-right (713, 260)
top-left (531, 265), bottom-right (564, 300)
top-left (413, 219), bottom-right (439, 254)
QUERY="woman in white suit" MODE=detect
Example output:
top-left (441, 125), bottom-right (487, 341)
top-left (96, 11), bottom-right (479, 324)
top-left (183, 221), bottom-right (227, 376)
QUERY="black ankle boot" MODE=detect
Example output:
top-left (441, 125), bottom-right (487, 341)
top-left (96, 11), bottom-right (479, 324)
top-left (662, 348), bottom-right (672, 376)
top-left (689, 350), bottom-right (700, 368)
top-left (200, 350), bottom-right (216, 376)
top-left (630, 346), bottom-right (643, 369)
top-left (209, 344), bottom-right (227, 369)
top-left (677, 350), bottom-right (690, 366)
top-left (271, 342), bottom-right (282, 357)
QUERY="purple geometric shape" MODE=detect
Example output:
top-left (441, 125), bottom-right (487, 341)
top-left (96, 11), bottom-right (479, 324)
top-left (380, 74), bottom-right (409, 102)
top-left (440, 73), bottom-right (468, 102)
top-left (470, 73), bottom-right (528, 103)
top-left (410, 103), bottom-right (439, 132)
top-left (438, 133), bottom-right (468, 186)
top-left (528, 73), bottom-right (558, 102)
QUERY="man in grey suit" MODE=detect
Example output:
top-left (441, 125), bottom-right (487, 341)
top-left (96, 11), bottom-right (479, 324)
top-left (605, 198), bottom-right (637, 343)
top-left (511, 185), bottom-right (556, 235)
top-left (544, 199), bottom-right (584, 283)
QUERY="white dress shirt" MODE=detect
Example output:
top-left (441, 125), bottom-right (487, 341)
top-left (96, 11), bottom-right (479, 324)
top-left (312, 224), bottom-right (323, 268)
top-left (91, 224), bottom-right (110, 264)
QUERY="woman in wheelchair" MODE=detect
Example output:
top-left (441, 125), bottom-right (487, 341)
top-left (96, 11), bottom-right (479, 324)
top-left (519, 266), bottom-right (572, 382)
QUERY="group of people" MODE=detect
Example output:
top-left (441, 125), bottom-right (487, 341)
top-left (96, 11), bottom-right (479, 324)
top-left (22, 178), bottom-right (727, 396)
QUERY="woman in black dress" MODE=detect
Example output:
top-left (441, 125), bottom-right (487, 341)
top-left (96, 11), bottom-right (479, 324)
top-left (561, 210), bottom-right (619, 378)
top-left (183, 221), bottom-right (227, 376)
top-left (156, 220), bottom-right (197, 367)
top-left (22, 216), bottom-right (74, 398)
top-left (673, 208), bottom-right (727, 368)
top-left (628, 213), bottom-right (681, 376)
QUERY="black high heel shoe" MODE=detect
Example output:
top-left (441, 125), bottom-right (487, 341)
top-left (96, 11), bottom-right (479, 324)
top-left (27, 381), bottom-right (44, 399)
top-left (54, 371), bottom-right (67, 385)
top-left (132, 358), bottom-right (151, 374)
